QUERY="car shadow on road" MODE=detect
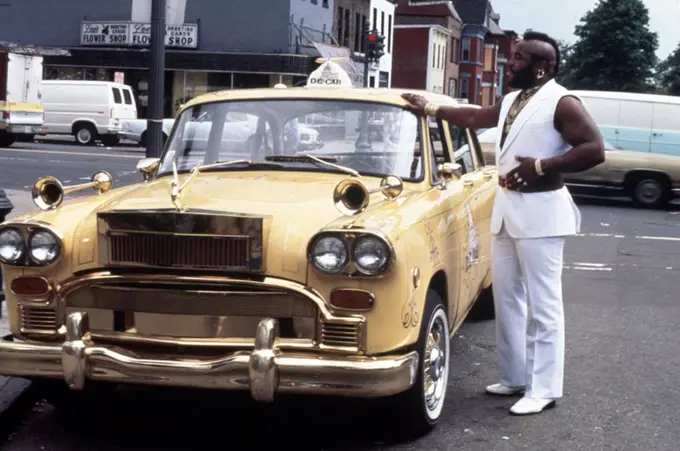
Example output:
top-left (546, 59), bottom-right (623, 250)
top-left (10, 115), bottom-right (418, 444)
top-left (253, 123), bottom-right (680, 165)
top-left (41, 386), bottom-right (425, 450)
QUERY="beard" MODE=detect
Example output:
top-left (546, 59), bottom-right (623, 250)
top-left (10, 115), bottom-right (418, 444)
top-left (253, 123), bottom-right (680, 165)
top-left (508, 65), bottom-right (536, 90)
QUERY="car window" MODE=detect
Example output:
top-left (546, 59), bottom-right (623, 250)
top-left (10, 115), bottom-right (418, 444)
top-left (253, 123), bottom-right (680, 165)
top-left (159, 99), bottom-right (425, 182)
top-left (449, 122), bottom-right (476, 174)
top-left (428, 118), bottom-right (446, 183)
top-left (111, 87), bottom-right (122, 104)
top-left (122, 89), bottom-right (133, 105)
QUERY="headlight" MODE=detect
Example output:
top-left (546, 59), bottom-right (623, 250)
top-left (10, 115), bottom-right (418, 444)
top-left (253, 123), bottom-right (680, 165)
top-left (0, 228), bottom-right (25, 264)
top-left (309, 235), bottom-right (348, 274)
top-left (353, 236), bottom-right (391, 275)
top-left (28, 229), bottom-right (60, 265)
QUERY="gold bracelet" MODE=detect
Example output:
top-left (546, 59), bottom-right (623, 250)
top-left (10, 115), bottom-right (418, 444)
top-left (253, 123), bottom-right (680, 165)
top-left (424, 102), bottom-right (440, 117)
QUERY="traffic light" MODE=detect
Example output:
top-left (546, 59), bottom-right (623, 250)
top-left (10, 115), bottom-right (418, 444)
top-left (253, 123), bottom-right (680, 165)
top-left (366, 30), bottom-right (386, 62)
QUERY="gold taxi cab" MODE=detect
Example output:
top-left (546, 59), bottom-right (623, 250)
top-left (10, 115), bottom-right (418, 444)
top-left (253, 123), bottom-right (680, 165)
top-left (0, 61), bottom-right (498, 436)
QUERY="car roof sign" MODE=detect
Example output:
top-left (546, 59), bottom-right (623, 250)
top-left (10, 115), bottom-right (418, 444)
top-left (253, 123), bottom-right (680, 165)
top-left (306, 59), bottom-right (353, 89)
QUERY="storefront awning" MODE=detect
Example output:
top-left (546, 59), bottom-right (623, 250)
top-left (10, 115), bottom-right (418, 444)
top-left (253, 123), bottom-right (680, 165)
top-left (44, 47), bottom-right (316, 76)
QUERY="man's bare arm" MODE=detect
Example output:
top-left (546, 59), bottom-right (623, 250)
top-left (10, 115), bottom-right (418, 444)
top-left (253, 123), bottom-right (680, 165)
top-left (432, 101), bottom-right (503, 130)
top-left (541, 96), bottom-right (605, 174)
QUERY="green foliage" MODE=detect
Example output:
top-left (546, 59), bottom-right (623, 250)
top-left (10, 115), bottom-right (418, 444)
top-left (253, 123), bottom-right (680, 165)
top-left (562, 0), bottom-right (659, 92)
top-left (555, 40), bottom-right (577, 88)
top-left (657, 43), bottom-right (680, 96)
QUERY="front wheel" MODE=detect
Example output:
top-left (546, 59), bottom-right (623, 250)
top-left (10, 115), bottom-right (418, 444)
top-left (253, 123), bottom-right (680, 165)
top-left (389, 289), bottom-right (450, 438)
top-left (629, 174), bottom-right (670, 208)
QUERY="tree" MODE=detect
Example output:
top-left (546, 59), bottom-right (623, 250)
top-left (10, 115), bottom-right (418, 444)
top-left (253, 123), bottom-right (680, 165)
top-left (657, 42), bottom-right (680, 96)
top-left (563, 0), bottom-right (659, 92)
top-left (555, 40), bottom-right (577, 88)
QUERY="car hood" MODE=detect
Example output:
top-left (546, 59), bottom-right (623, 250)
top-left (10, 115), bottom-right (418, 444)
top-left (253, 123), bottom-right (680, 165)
top-left (13, 171), bottom-right (423, 284)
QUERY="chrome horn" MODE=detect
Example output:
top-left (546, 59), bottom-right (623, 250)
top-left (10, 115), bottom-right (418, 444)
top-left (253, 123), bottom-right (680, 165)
top-left (332, 175), bottom-right (404, 216)
top-left (32, 171), bottom-right (113, 210)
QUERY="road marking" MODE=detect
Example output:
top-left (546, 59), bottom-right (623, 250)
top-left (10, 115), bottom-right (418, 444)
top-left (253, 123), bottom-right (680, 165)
top-left (564, 262), bottom-right (676, 272)
top-left (565, 262), bottom-right (613, 271)
top-left (0, 147), bottom-right (140, 159)
top-left (576, 233), bottom-right (680, 242)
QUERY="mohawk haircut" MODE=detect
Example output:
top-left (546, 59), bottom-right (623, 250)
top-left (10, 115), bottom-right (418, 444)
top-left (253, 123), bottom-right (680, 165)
top-left (522, 30), bottom-right (561, 75)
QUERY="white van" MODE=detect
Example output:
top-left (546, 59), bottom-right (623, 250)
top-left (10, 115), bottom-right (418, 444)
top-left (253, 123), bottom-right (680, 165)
top-left (572, 90), bottom-right (680, 157)
top-left (38, 80), bottom-right (137, 146)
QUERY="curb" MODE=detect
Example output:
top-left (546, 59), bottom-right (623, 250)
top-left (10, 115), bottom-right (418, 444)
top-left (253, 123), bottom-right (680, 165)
top-left (0, 377), bottom-right (39, 444)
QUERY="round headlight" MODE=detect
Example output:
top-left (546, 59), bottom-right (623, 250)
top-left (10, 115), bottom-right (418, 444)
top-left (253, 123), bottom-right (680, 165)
top-left (0, 228), bottom-right (25, 264)
top-left (310, 236), bottom-right (348, 274)
top-left (353, 236), bottom-right (391, 275)
top-left (28, 230), bottom-right (60, 265)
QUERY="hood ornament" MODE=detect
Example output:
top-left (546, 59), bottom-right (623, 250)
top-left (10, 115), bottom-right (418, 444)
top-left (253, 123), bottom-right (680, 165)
top-left (170, 159), bottom-right (254, 212)
top-left (171, 161), bottom-right (198, 212)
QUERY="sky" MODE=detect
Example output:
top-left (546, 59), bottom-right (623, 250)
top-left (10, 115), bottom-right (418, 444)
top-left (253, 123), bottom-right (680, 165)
top-left (491, 0), bottom-right (680, 60)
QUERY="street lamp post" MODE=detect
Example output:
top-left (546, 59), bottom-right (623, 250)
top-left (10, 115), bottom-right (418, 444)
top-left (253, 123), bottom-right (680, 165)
top-left (146, 0), bottom-right (166, 158)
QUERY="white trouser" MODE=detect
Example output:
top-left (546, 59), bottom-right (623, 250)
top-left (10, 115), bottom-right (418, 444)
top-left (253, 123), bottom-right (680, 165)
top-left (491, 225), bottom-right (566, 399)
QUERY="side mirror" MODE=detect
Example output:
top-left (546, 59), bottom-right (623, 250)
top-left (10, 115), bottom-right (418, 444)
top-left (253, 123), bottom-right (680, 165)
top-left (137, 158), bottom-right (160, 181)
top-left (436, 163), bottom-right (462, 190)
top-left (438, 162), bottom-right (462, 180)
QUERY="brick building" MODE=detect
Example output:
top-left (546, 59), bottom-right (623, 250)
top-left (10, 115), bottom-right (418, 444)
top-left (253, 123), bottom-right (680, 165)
top-left (391, 0), bottom-right (462, 96)
top-left (450, 0), bottom-right (518, 105)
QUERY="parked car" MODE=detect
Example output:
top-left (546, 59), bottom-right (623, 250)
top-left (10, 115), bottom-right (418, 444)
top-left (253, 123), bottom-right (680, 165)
top-left (120, 116), bottom-right (324, 151)
top-left (119, 117), bottom-right (175, 147)
top-left (38, 80), bottom-right (138, 146)
top-left (0, 66), bottom-right (497, 438)
top-left (572, 90), bottom-right (680, 157)
top-left (473, 126), bottom-right (680, 207)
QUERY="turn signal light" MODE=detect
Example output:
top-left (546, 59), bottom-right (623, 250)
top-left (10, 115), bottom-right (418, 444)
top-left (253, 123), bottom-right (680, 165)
top-left (330, 289), bottom-right (375, 311)
top-left (10, 276), bottom-right (51, 297)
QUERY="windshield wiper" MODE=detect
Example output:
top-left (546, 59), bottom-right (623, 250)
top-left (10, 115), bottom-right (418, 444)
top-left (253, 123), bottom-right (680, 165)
top-left (170, 159), bottom-right (284, 211)
top-left (265, 154), bottom-right (359, 177)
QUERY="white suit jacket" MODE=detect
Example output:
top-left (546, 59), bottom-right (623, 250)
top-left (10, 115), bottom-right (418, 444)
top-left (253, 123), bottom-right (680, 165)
top-left (490, 79), bottom-right (582, 239)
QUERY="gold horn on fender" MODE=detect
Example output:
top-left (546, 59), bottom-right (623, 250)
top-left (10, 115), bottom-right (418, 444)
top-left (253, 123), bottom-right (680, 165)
top-left (332, 175), bottom-right (404, 216)
top-left (32, 171), bottom-right (113, 211)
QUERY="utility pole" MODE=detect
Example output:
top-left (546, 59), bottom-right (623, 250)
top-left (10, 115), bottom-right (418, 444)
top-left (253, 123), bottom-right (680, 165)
top-left (363, 22), bottom-right (371, 88)
top-left (146, 0), bottom-right (166, 158)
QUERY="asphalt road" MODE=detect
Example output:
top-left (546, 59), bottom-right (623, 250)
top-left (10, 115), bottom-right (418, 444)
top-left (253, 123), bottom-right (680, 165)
top-left (0, 142), bottom-right (679, 450)
top-left (0, 140), bottom-right (144, 192)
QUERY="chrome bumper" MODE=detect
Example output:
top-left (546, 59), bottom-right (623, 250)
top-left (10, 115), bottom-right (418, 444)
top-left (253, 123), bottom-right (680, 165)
top-left (0, 312), bottom-right (418, 401)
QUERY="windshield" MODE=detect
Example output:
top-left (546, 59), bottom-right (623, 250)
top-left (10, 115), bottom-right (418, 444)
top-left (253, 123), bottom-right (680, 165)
top-left (158, 99), bottom-right (425, 181)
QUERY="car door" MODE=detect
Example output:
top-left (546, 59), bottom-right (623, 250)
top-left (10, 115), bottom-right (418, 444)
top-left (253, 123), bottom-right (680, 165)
top-left (616, 99), bottom-right (652, 153)
top-left (451, 124), bottom-right (493, 295)
top-left (563, 140), bottom-right (622, 188)
top-left (430, 117), bottom-right (486, 319)
top-left (650, 101), bottom-right (680, 156)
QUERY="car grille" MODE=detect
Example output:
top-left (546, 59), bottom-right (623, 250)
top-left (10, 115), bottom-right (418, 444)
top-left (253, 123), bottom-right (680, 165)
top-left (97, 210), bottom-right (265, 272)
top-left (321, 321), bottom-right (362, 348)
top-left (66, 284), bottom-right (317, 318)
top-left (109, 233), bottom-right (250, 270)
top-left (20, 305), bottom-right (58, 333)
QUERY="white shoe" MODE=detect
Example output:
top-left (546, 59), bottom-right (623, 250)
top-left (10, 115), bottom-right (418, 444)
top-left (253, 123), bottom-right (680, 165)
top-left (485, 383), bottom-right (525, 396)
top-left (509, 397), bottom-right (556, 415)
